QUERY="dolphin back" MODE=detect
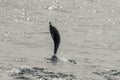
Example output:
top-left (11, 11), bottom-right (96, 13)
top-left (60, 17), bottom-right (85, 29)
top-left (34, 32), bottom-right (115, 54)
top-left (49, 22), bottom-right (60, 54)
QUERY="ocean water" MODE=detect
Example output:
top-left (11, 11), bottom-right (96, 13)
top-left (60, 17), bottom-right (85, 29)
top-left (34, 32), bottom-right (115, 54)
top-left (0, 0), bottom-right (120, 80)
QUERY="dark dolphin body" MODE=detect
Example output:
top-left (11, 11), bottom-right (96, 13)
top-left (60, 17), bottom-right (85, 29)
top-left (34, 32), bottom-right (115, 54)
top-left (49, 22), bottom-right (60, 61)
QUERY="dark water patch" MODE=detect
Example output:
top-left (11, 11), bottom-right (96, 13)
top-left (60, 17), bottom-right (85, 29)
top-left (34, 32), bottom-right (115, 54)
top-left (15, 76), bottom-right (31, 80)
top-left (68, 60), bottom-right (77, 64)
top-left (93, 69), bottom-right (120, 80)
top-left (9, 67), bottom-right (76, 80)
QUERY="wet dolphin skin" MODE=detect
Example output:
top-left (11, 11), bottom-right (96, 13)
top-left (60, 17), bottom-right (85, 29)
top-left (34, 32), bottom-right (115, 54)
top-left (49, 22), bottom-right (60, 61)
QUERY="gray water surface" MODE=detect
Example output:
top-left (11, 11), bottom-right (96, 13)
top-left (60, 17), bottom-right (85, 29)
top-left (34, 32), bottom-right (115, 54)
top-left (0, 0), bottom-right (120, 80)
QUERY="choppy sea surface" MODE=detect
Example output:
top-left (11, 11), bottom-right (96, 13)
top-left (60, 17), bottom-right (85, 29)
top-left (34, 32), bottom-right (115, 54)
top-left (0, 0), bottom-right (120, 80)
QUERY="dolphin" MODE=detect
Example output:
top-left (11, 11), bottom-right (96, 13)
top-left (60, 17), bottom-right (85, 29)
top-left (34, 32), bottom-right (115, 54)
top-left (49, 22), bottom-right (60, 61)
